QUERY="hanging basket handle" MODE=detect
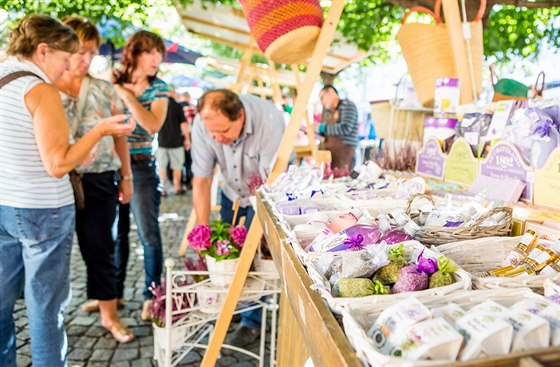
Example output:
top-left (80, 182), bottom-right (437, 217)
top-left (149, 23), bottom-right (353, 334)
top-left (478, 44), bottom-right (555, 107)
top-left (434, 0), bottom-right (487, 22)
top-left (489, 64), bottom-right (499, 88)
top-left (402, 6), bottom-right (441, 24)
top-left (534, 71), bottom-right (546, 96)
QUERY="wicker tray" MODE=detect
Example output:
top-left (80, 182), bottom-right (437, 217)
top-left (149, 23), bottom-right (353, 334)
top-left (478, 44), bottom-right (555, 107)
top-left (405, 193), bottom-right (513, 245)
top-left (341, 288), bottom-right (545, 367)
top-left (307, 240), bottom-right (472, 314)
top-left (435, 236), bottom-right (560, 292)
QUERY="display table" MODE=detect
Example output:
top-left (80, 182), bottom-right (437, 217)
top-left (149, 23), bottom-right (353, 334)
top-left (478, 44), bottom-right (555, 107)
top-left (256, 192), bottom-right (560, 367)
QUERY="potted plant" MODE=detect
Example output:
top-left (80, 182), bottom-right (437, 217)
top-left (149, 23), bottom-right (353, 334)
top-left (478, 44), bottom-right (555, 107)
top-left (149, 257), bottom-right (203, 352)
top-left (187, 220), bottom-right (248, 287)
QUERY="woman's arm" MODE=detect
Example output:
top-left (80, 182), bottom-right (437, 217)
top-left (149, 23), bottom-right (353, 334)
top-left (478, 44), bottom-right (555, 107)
top-left (114, 135), bottom-right (133, 204)
top-left (114, 84), bottom-right (168, 134)
top-left (27, 83), bottom-right (135, 178)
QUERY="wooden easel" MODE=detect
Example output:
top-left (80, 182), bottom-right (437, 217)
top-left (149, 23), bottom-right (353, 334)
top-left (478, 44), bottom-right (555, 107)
top-left (200, 2), bottom-right (346, 365)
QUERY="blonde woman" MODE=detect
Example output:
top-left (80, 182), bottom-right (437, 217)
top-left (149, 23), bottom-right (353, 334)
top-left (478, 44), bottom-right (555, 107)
top-left (0, 14), bottom-right (134, 367)
top-left (55, 16), bottom-right (134, 343)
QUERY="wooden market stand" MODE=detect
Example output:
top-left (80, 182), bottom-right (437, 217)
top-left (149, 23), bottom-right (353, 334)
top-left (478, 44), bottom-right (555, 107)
top-left (172, 1), bottom-right (560, 366)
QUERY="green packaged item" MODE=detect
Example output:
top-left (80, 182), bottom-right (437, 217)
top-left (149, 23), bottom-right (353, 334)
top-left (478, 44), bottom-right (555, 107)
top-left (338, 278), bottom-right (376, 298)
top-left (429, 256), bottom-right (458, 288)
top-left (373, 244), bottom-right (407, 285)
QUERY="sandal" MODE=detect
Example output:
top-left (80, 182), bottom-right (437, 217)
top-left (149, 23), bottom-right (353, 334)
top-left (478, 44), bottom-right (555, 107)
top-left (103, 323), bottom-right (135, 344)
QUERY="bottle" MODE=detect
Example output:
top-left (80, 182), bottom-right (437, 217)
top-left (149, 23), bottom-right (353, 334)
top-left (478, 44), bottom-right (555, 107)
top-left (523, 242), bottom-right (559, 272)
top-left (501, 230), bottom-right (538, 267)
top-left (307, 208), bottom-right (363, 252)
top-left (445, 207), bottom-right (477, 227)
top-left (325, 216), bottom-right (392, 252)
top-left (540, 256), bottom-right (560, 275)
top-left (380, 220), bottom-right (421, 245)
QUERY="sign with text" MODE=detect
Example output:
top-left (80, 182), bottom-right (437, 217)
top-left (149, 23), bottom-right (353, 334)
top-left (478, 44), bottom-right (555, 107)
top-left (481, 142), bottom-right (533, 201)
top-left (444, 138), bottom-right (479, 186)
top-left (534, 148), bottom-right (560, 209)
top-left (416, 137), bottom-right (446, 179)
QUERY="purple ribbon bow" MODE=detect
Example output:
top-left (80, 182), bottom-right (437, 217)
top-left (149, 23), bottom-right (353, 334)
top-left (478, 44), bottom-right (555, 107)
top-left (416, 249), bottom-right (438, 275)
top-left (343, 234), bottom-right (365, 251)
top-left (532, 120), bottom-right (553, 138)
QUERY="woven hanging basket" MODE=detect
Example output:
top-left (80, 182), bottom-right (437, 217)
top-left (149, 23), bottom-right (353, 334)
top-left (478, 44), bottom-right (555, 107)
top-left (240, 0), bottom-right (324, 65)
top-left (405, 193), bottom-right (513, 246)
top-left (396, 0), bottom-right (485, 107)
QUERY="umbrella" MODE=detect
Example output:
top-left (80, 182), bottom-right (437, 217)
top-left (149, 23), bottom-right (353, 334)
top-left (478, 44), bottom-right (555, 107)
top-left (99, 39), bottom-right (203, 65)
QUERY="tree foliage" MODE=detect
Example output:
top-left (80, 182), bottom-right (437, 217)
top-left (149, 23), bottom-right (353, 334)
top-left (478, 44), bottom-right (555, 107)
top-left (1, 0), bottom-right (558, 63)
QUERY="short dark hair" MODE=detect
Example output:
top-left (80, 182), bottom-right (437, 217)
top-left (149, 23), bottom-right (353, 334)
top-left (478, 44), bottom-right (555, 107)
top-left (197, 89), bottom-right (243, 121)
top-left (320, 84), bottom-right (338, 95)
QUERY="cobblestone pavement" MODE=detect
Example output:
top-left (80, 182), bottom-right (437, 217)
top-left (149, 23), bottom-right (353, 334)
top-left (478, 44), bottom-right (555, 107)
top-left (14, 191), bottom-right (271, 367)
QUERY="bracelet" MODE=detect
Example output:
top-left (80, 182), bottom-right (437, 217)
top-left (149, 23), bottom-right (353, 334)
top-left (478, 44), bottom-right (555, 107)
top-left (121, 175), bottom-right (133, 181)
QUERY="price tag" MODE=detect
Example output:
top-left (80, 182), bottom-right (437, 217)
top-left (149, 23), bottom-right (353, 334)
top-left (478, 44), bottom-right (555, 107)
top-left (416, 138), bottom-right (446, 180)
top-left (444, 138), bottom-right (479, 186)
top-left (480, 142), bottom-right (533, 201)
top-left (534, 148), bottom-right (560, 209)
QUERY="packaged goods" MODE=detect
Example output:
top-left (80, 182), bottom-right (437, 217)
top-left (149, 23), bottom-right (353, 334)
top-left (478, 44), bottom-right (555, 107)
top-left (502, 229), bottom-right (538, 267)
top-left (434, 77), bottom-right (460, 117)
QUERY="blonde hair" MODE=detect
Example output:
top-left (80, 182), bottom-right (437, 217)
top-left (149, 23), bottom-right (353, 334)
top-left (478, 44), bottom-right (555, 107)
top-left (7, 14), bottom-right (79, 57)
top-left (63, 16), bottom-right (101, 47)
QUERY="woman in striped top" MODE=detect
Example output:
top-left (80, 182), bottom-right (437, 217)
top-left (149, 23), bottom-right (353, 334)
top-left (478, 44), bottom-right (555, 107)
top-left (0, 15), bottom-right (134, 367)
top-left (111, 30), bottom-right (169, 320)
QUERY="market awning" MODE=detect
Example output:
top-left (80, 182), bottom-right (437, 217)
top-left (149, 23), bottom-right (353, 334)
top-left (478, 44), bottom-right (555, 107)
top-left (174, 1), bottom-right (370, 74)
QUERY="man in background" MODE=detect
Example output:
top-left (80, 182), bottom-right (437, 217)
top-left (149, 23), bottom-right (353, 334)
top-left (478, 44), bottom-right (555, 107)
top-left (317, 84), bottom-right (358, 170)
top-left (156, 92), bottom-right (189, 196)
top-left (178, 92), bottom-right (196, 190)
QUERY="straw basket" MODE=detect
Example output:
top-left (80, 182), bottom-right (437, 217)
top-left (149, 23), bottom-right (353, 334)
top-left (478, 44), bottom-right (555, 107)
top-left (396, 0), bottom-right (485, 107)
top-left (341, 288), bottom-right (540, 366)
top-left (435, 236), bottom-right (560, 292)
top-left (405, 193), bottom-right (513, 245)
top-left (306, 240), bottom-right (472, 314)
top-left (239, 0), bottom-right (324, 65)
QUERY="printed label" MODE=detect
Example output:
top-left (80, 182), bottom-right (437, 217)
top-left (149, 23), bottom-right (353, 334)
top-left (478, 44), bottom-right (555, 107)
top-left (416, 138), bottom-right (446, 179)
top-left (481, 142), bottom-right (533, 200)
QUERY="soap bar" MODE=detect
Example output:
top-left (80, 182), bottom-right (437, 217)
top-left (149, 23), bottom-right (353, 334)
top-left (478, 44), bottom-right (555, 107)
top-left (469, 174), bottom-right (525, 204)
top-left (368, 297), bottom-right (432, 354)
top-left (455, 311), bottom-right (513, 360)
top-left (395, 318), bottom-right (463, 361)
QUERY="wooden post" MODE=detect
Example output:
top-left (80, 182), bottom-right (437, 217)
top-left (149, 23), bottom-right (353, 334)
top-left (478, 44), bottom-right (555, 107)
top-left (442, 0), bottom-right (474, 104)
top-left (201, 2), bottom-right (346, 365)
top-left (292, 63), bottom-right (318, 156)
top-left (232, 39), bottom-right (255, 93)
top-left (268, 59), bottom-right (284, 108)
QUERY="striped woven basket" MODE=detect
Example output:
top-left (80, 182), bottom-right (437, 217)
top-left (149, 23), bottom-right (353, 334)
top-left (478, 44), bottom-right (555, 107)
top-left (240, 0), bottom-right (324, 64)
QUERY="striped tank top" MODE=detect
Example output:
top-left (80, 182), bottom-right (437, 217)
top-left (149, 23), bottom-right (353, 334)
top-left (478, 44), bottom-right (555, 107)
top-left (0, 57), bottom-right (74, 208)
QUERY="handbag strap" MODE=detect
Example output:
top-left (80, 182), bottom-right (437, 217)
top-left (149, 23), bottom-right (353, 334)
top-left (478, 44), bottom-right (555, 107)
top-left (0, 71), bottom-right (44, 89)
top-left (71, 75), bottom-right (91, 136)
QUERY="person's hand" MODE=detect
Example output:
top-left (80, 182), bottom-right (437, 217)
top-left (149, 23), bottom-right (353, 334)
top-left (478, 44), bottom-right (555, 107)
top-left (113, 84), bottom-right (135, 105)
top-left (118, 179), bottom-right (133, 204)
top-left (97, 114), bottom-right (136, 137)
top-left (184, 136), bottom-right (191, 151)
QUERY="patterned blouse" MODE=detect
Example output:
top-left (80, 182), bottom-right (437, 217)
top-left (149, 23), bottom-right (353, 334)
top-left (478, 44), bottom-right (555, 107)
top-left (61, 77), bottom-right (123, 174)
top-left (125, 78), bottom-right (169, 156)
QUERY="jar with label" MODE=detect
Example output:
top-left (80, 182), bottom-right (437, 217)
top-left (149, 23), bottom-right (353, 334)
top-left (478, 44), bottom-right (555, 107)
top-left (524, 243), bottom-right (558, 272)
top-left (501, 230), bottom-right (538, 267)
